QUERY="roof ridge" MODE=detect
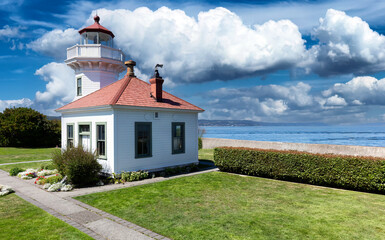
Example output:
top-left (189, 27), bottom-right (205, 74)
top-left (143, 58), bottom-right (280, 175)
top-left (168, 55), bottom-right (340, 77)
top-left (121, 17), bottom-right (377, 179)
top-left (109, 75), bottom-right (132, 105)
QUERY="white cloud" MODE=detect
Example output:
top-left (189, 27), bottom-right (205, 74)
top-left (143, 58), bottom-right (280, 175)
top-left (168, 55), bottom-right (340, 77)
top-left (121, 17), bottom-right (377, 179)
top-left (107, 7), bottom-right (306, 83)
top-left (309, 9), bottom-right (385, 76)
top-left (323, 76), bottom-right (385, 105)
top-left (203, 82), bottom-right (317, 121)
top-left (201, 77), bottom-right (385, 123)
top-left (31, 7), bottom-right (307, 83)
top-left (0, 98), bottom-right (33, 112)
top-left (0, 25), bottom-right (22, 39)
top-left (34, 62), bottom-right (75, 114)
top-left (27, 7), bottom-right (385, 83)
top-left (26, 28), bottom-right (78, 59)
top-left (324, 95), bottom-right (347, 107)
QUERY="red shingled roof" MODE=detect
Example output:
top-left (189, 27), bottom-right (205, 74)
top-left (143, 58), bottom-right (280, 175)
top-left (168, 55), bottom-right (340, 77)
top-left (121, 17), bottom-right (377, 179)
top-left (57, 76), bottom-right (204, 112)
top-left (79, 15), bottom-right (115, 38)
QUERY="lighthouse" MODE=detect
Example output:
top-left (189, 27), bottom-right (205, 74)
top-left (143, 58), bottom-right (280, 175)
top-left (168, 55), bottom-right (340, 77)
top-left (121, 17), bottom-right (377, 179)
top-left (65, 15), bottom-right (125, 101)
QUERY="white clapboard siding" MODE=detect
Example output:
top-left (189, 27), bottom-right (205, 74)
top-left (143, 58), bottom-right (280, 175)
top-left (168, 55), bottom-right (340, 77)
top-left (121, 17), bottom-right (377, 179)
top-left (61, 109), bottom-right (115, 173)
top-left (61, 107), bottom-right (199, 173)
top-left (113, 109), bottom-right (199, 172)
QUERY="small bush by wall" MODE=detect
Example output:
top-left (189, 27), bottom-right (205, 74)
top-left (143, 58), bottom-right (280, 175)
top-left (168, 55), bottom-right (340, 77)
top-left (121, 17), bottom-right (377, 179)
top-left (198, 137), bottom-right (203, 150)
top-left (214, 147), bottom-right (385, 193)
top-left (52, 147), bottom-right (102, 187)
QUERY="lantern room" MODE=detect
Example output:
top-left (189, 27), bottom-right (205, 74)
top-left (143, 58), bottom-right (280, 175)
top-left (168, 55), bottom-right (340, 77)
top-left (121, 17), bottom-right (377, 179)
top-left (78, 15), bottom-right (114, 47)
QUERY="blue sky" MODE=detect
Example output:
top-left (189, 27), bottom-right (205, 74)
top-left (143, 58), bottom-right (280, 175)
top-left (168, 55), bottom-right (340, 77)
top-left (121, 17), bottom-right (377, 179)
top-left (2, 0), bottom-right (385, 124)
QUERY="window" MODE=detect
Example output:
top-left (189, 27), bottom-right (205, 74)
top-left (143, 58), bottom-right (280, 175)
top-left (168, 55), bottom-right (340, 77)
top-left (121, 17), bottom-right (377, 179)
top-left (96, 124), bottom-right (106, 158)
top-left (135, 122), bottom-right (152, 158)
top-left (77, 77), bottom-right (82, 96)
top-left (172, 122), bottom-right (185, 154)
top-left (67, 124), bottom-right (74, 148)
top-left (79, 124), bottom-right (91, 151)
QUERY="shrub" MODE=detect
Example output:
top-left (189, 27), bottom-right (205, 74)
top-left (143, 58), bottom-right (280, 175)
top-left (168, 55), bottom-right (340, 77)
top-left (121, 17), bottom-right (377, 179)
top-left (0, 107), bottom-right (60, 147)
top-left (118, 171), bottom-right (149, 182)
top-left (52, 146), bottom-right (102, 187)
top-left (9, 167), bottom-right (24, 176)
top-left (198, 137), bottom-right (202, 150)
top-left (214, 147), bottom-right (385, 193)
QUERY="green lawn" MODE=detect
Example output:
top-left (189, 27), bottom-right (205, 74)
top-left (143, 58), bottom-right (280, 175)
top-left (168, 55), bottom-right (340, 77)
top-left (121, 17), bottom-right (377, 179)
top-left (0, 161), bottom-right (53, 172)
top-left (76, 171), bottom-right (385, 240)
top-left (198, 148), bottom-right (214, 161)
top-left (0, 147), bottom-right (59, 164)
top-left (0, 194), bottom-right (92, 240)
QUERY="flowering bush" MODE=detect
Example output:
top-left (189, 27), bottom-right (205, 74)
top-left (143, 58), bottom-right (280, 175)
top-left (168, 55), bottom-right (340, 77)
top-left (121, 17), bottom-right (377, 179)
top-left (35, 176), bottom-right (46, 185)
top-left (37, 169), bottom-right (58, 177)
top-left (17, 169), bottom-right (38, 179)
top-left (47, 183), bottom-right (73, 192)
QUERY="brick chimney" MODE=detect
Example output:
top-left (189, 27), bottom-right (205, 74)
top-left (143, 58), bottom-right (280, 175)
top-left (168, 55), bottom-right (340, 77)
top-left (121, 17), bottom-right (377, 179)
top-left (149, 67), bottom-right (164, 102)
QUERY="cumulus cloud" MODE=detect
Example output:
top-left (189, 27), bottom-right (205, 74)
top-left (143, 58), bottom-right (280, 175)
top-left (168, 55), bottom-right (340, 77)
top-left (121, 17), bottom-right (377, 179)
top-left (34, 62), bottom-right (75, 114)
top-left (0, 98), bottom-right (33, 112)
top-left (27, 7), bottom-right (385, 83)
top-left (203, 82), bottom-right (319, 121)
top-left (200, 78), bottom-right (385, 123)
top-left (324, 95), bottom-right (347, 107)
top-left (29, 7), bottom-right (307, 84)
top-left (323, 76), bottom-right (385, 106)
top-left (308, 9), bottom-right (385, 76)
top-left (26, 28), bottom-right (78, 59)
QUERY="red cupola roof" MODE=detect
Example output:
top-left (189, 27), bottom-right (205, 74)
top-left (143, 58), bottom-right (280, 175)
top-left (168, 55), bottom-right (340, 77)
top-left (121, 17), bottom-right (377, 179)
top-left (78, 15), bottom-right (115, 38)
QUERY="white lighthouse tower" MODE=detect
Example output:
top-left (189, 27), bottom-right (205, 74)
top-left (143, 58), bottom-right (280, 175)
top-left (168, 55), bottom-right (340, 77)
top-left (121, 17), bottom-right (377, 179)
top-left (65, 15), bottom-right (125, 101)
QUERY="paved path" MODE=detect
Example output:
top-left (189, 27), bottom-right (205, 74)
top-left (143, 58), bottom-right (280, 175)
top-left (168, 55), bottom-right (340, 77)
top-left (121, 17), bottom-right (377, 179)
top-left (0, 159), bottom-right (51, 166)
top-left (0, 167), bottom-right (218, 240)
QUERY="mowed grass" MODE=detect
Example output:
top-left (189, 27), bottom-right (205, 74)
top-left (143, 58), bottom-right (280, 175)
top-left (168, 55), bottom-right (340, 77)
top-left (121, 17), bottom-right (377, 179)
top-left (198, 148), bottom-right (214, 161)
top-left (76, 171), bottom-right (385, 240)
top-left (0, 194), bottom-right (92, 240)
top-left (0, 147), bottom-right (59, 164)
top-left (0, 161), bottom-right (53, 172)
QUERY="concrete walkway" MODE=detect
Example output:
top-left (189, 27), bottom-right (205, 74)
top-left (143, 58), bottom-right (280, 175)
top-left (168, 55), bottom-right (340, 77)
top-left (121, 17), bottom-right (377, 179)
top-left (0, 159), bottom-right (51, 166)
top-left (0, 167), bottom-right (218, 240)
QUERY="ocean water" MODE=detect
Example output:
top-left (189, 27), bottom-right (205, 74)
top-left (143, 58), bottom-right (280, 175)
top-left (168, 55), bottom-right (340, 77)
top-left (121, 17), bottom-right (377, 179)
top-left (202, 125), bottom-right (385, 147)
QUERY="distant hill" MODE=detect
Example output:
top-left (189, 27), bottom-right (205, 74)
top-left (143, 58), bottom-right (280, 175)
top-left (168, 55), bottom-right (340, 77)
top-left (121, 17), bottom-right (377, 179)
top-left (198, 119), bottom-right (327, 127)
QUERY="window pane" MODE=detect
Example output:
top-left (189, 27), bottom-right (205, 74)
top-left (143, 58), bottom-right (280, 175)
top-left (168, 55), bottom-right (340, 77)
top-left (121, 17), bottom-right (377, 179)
top-left (172, 123), bottom-right (185, 154)
top-left (77, 78), bottom-right (82, 96)
top-left (67, 125), bottom-right (73, 139)
top-left (79, 125), bottom-right (90, 133)
top-left (175, 125), bottom-right (181, 137)
top-left (135, 123), bottom-right (151, 158)
top-left (67, 139), bottom-right (74, 148)
top-left (97, 125), bottom-right (105, 140)
top-left (97, 141), bottom-right (105, 156)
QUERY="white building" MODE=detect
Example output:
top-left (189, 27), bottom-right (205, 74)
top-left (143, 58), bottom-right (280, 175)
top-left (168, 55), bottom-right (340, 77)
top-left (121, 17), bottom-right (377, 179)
top-left (56, 16), bottom-right (204, 173)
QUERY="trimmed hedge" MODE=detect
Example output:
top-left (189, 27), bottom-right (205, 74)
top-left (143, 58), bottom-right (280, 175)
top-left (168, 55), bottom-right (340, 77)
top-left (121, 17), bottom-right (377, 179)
top-left (214, 147), bottom-right (385, 193)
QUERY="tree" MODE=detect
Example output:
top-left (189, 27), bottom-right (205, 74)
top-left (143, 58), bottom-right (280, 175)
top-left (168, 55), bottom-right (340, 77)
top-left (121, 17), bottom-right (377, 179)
top-left (0, 107), bottom-right (60, 147)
